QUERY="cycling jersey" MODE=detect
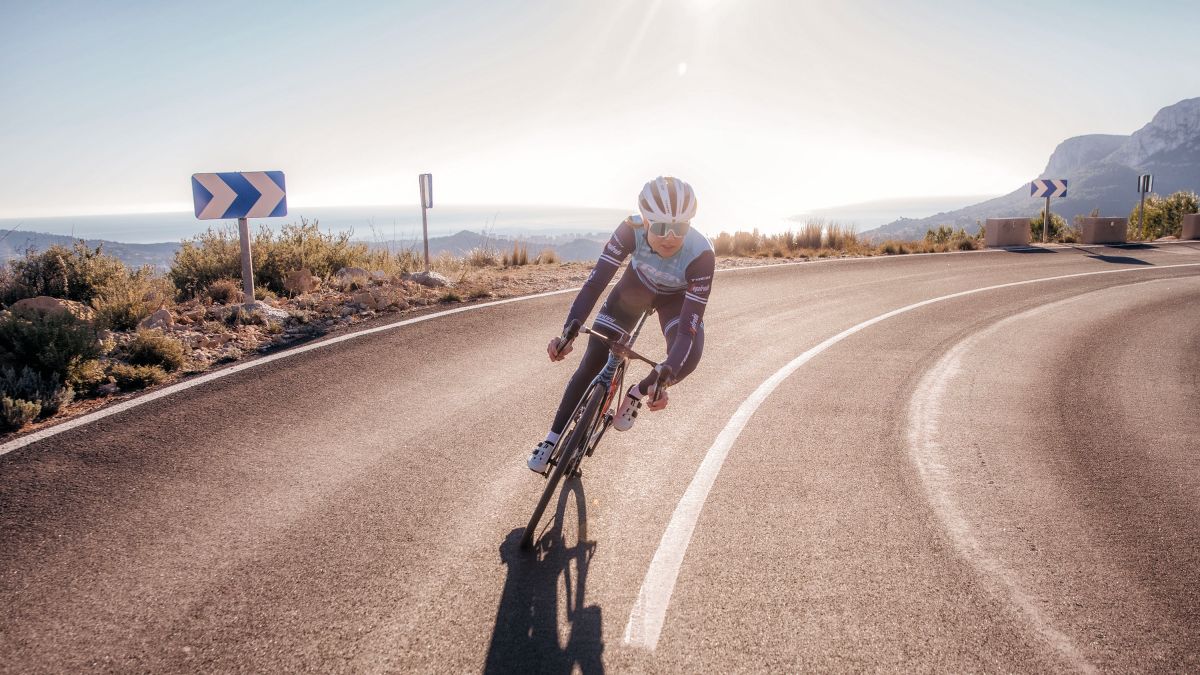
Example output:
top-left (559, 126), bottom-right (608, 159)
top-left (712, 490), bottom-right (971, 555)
top-left (565, 216), bottom-right (715, 375)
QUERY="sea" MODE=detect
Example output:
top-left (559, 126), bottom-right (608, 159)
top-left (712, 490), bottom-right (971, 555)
top-left (0, 205), bottom-right (632, 244)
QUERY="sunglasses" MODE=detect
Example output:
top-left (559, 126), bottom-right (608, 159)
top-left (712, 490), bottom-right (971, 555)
top-left (647, 220), bottom-right (690, 238)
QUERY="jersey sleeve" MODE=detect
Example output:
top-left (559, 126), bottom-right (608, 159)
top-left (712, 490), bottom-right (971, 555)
top-left (564, 218), bottom-right (637, 331)
top-left (663, 249), bottom-right (715, 373)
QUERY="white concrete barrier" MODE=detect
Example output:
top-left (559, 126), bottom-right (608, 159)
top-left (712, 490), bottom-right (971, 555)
top-left (986, 218), bottom-right (1031, 247)
top-left (1183, 214), bottom-right (1200, 240)
top-left (1079, 217), bottom-right (1127, 245)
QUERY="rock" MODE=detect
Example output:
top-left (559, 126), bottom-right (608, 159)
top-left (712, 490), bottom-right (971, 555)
top-left (333, 267), bottom-right (370, 290)
top-left (138, 308), bottom-right (174, 331)
top-left (97, 383), bottom-right (120, 396)
top-left (284, 268), bottom-right (316, 295)
top-left (409, 271), bottom-right (450, 288)
top-left (351, 287), bottom-right (408, 311)
top-left (201, 334), bottom-right (235, 349)
top-left (370, 270), bottom-right (388, 283)
top-left (10, 296), bottom-right (95, 322)
top-left (252, 303), bottom-right (290, 322)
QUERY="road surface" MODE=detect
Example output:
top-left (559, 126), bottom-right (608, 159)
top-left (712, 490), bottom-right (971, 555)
top-left (2, 242), bottom-right (1198, 672)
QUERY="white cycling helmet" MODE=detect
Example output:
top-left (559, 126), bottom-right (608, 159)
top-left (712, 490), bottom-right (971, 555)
top-left (638, 176), bottom-right (697, 227)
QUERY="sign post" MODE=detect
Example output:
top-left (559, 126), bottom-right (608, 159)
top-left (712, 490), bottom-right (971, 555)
top-left (419, 173), bottom-right (433, 274)
top-left (1137, 174), bottom-right (1153, 239)
top-left (191, 171), bottom-right (287, 309)
top-left (1030, 179), bottom-right (1068, 243)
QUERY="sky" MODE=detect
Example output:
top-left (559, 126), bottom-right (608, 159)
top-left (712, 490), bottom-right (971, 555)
top-left (2, 0), bottom-right (1198, 231)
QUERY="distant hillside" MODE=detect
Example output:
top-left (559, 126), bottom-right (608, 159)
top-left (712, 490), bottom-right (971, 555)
top-left (866, 97), bottom-right (1200, 240)
top-left (0, 229), bottom-right (180, 270)
top-left (378, 230), bottom-right (607, 262)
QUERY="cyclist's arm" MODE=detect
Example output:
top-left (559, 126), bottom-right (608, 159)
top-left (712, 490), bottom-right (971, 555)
top-left (662, 249), bottom-right (715, 378)
top-left (563, 218), bottom-right (637, 330)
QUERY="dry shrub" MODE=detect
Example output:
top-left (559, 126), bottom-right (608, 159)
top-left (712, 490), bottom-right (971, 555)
top-left (824, 224), bottom-right (859, 251)
top-left (467, 246), bottom-right (500, 267)
top-left (108, 363), bottom-right (167, 390)
top-left (205, 279), bottom-right (244, 304)
top-left (797, 223), bottom-right (823, 250)
top-left (502, 241), bottom-right (530, 266)
top-left (124, 330), bottom-right (186, 372)
top-left (536, 248), bottom-right (559, 264)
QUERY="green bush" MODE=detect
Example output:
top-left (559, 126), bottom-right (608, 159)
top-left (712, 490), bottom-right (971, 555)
top-left (0, 241), bottom-right (128, 305)
top-left (1030, 209), bottom-right (1068, 241)
top-left (1, 396), bottom-right (40, 431)
top-left (67, 359), bottom-right (109, 395)
top-left (0, 311), bottom-right (99, 380)
top-left (171, 219), bottom-right (372, 298)
top-left (91, 268), bottom-right (173, 331)
top-left (108, 363), bottom-right (166, 390)
top-left (1127, 190), bottom-right (1199, 240)
top-left (255, 219), bottom-right (366, 292)
top-left (169, 225), bottom-right (243, 299)
top-left (0, 365), bottom-right (74, 418)
top-left (124, 330), bottom-right (186, 372)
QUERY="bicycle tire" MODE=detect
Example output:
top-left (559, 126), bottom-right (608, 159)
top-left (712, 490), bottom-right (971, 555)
top-left (521, 382), bottom-right (606, 550)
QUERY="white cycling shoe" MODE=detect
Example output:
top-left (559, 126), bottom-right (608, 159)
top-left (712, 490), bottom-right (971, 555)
top-left (613, 387), bottom-right (643, 432)
top-left (527, 440), bottom-right (555, 474)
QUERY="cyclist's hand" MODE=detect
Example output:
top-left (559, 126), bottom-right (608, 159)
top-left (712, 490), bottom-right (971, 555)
top-left (548, 336), bottom-right (574, 361)
top-left (646, 386), bottom-right (669, 411)
top-left (639, 364), bottom-right (674, 410)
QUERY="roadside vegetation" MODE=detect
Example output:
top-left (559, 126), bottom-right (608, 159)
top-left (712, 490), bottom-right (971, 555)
top-left (0, 203), bottom-right (1193, 435)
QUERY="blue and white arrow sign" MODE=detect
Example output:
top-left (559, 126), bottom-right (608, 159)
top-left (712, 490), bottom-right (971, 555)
top-left (1030, 179), bottom-right (1068, 199)
top-left (191, 171), bottom-right (287, 220)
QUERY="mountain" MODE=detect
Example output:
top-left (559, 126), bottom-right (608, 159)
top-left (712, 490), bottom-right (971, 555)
top-left (865, 97), bottom-right (1200, 240)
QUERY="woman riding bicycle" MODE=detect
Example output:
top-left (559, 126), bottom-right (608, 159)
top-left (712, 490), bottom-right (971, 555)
top-left (528, 176), bottom-right (715, 473)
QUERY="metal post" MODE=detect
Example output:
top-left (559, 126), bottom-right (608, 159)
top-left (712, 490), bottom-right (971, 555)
top-left (238, 217), bottom-right (256, 308)
top-left (1139, 190), bottom-right (1147, 240)
top-left (421, 203), bottom-right (430, 274)
top-left (419, 175), bottom-right (431, 274)
top-left (1044, 196), bottom-right (1051, 243)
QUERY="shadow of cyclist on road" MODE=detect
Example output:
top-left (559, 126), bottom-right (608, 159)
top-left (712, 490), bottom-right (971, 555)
top-left (484, 479), bottom-right (603, 674)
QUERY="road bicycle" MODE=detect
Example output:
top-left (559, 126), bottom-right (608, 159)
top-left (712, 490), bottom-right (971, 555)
top-left (521, 311), bottom-right (660, 550)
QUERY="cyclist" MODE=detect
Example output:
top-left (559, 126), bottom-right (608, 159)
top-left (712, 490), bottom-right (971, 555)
top-left (528, 176), bottom-right (715, 473)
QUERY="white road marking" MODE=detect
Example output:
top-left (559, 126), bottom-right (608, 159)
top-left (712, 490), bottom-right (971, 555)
top-left (906, 299), bottom-right (1098, 673)
top-left (622, 262), bottom-right (1200, 651)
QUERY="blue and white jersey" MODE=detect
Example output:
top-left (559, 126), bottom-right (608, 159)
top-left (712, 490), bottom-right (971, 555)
top-left (626, 214), bottom-right (714, 294)
top-left (566, 216), bottom-right (716, 373)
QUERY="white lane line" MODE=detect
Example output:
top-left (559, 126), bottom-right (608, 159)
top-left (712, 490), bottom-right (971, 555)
top-left (906, 300), bottom-right (1098, 673)
top-left (622, 262), bottom-right (1200, 651)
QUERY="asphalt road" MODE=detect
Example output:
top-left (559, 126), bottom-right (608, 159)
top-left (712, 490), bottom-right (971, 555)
top-left (2, 243), bottom-right (1198, 673)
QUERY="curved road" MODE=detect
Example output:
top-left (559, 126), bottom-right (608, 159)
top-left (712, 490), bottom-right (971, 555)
top-left (2, 243), bottom-right (1198, 672)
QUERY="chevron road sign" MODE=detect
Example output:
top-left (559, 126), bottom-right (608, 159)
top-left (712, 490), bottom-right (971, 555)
top-left (1030, 179), bottom-right (1068, 199)
top-left (191, 171), bottom-right (287, 220)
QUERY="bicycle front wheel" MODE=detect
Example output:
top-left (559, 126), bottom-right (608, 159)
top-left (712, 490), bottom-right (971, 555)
top-left (521, 382), bottom-right (606, 550)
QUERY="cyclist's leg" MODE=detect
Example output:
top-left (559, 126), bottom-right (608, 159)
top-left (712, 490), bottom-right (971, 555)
top-left (548, 269), bottom-right (652, 435)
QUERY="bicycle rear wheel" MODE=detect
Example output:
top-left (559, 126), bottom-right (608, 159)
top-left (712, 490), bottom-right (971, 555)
top-left (521, 382), bottom-right (606, 550)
